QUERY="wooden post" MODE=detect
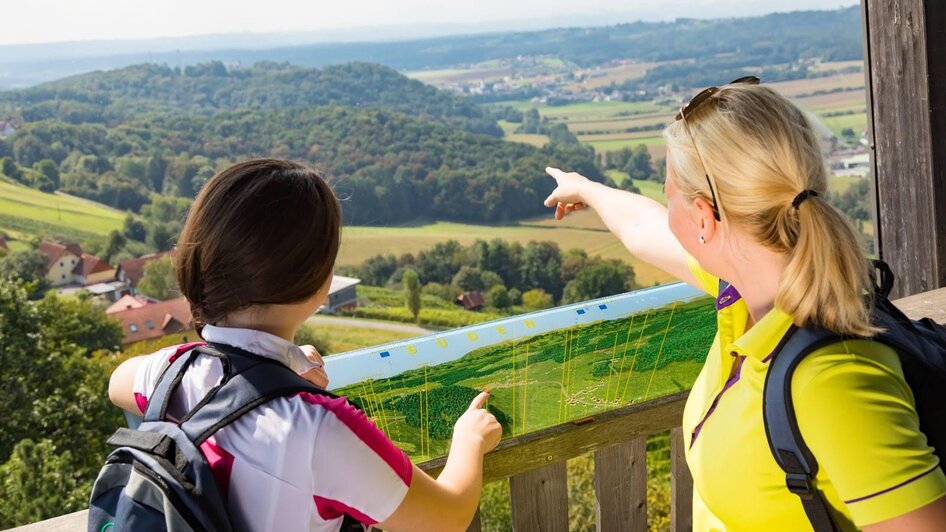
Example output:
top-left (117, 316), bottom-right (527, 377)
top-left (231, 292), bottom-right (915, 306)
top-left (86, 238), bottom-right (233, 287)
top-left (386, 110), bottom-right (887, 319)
top-left (594, 437), bottom-right (647, 532)
top-left (509, 461), bottom-right (569, 532)
top-left (863, 0), bottom-right (946, 297)
top-left (670, 427), bottom-right (693, 532)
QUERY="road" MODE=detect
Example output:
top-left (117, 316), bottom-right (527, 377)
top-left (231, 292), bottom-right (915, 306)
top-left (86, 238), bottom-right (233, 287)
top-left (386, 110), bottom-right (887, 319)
top-left (306, 315), bottom-right (433, 335)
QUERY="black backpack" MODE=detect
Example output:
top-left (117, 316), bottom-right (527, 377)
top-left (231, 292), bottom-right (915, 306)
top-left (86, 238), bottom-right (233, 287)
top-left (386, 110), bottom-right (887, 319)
top-left (88, 343), bottom-right (365, 531)
top-left (762, 260), bottom-right (946, 531)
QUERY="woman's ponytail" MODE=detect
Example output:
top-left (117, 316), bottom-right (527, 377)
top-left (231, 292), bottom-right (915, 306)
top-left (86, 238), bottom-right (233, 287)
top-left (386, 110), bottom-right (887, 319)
top-left (777, 195), bottom-right (878, 336)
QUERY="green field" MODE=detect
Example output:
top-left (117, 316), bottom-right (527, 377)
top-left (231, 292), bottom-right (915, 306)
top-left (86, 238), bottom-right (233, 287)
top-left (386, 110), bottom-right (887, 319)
top-left (339, 219), bottom-right (674, 287)
top-left (334, 298), bottom-right (716, 460)
top-left (0, 181), bottom-right (124, 243)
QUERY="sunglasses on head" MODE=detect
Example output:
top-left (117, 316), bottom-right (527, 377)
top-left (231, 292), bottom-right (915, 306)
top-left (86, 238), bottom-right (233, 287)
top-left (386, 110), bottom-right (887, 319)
top-left (675, 76), bottom-right (761, 221)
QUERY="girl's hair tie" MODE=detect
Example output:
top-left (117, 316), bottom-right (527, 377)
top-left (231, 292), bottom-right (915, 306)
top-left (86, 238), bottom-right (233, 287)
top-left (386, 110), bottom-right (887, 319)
top-left (792, 189), bottom-right (819, 209)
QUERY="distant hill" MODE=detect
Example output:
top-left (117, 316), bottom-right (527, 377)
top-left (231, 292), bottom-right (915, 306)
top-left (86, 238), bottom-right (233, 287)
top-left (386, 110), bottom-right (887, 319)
top-left (1, 100), bottom-right (601, 223)
top-left (1, 62), bottom-right (503, 137)
top-left (0, 7), bottom-right (862, 89)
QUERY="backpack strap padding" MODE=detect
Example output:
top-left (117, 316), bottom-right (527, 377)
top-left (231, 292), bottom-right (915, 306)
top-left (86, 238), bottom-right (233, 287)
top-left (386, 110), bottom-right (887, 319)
top-left (763, 325), bottom-right (847, 532)
top-left (177, 343), bottom-right (340, 447)
top-left (143, 348), bottom-right (205, 423)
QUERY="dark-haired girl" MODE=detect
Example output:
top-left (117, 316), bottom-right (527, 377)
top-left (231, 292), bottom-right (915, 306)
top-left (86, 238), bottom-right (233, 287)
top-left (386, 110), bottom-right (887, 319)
top-left (109, 159), bottom-right (500, 531)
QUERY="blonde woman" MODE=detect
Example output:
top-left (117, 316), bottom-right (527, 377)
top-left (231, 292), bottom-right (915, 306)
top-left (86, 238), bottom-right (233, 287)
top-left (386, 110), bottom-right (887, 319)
top-left (543, 78), bottom-right (946, 531)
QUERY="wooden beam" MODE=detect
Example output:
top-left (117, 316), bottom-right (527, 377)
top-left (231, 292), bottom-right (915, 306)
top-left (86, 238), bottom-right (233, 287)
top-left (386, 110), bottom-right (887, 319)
top-left (670, 427), bottom-right (693, 532)
top-left (864, 0), bottom-right (946, 297)
top-left (419, 391), bottom-right (688, 483)
top-left (509, 461), bottom-right (569, 532)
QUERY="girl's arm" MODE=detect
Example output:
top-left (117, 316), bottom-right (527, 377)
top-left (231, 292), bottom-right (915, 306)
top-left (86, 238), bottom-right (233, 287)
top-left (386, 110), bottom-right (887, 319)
top-left (543, 167), bottom-right (700, 290)
top-left (108, 356), bottom-right (148, 414)
top-left (377, 392), bottom-right (501, 532)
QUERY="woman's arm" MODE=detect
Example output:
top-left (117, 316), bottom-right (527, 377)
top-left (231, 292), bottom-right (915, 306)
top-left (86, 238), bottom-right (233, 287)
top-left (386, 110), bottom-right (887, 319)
top-left (109, 356), bottom-right (148, 414)
top-left (378, 392), bottom-right (501, 532)
top-left (544, 167), bottom-right (699, 289)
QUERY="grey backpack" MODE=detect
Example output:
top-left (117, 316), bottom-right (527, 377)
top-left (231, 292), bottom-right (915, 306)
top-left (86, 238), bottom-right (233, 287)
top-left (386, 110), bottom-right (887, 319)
top-left (87, 343), bottom-right (349, 531)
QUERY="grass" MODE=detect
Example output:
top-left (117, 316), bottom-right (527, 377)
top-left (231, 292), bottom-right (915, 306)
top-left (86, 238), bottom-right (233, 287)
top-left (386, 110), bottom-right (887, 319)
top-left (586, 136), bottom-right (666, 152)
top-left (306, 324), bottom-right (418, 355)
top-left (818, 111), bottom-right (868, 138)
top-left (0, 181), bottom-right (124, 242)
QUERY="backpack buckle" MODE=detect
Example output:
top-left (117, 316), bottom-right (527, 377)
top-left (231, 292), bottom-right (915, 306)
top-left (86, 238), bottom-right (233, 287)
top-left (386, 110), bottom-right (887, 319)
top-left (785, 472), bottom-right (816, 499)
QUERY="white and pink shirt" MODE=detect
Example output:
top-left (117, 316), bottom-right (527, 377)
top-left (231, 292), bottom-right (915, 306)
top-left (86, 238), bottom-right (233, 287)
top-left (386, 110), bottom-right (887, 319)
top-left (132, 325), bottom-right (413, 532)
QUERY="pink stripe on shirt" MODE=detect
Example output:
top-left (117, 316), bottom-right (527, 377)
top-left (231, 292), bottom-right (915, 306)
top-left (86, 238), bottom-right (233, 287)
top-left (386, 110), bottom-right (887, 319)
top-left (314, 495), bottom-right (377, 525)
top-left (294, 392), bottom-right (413, 486)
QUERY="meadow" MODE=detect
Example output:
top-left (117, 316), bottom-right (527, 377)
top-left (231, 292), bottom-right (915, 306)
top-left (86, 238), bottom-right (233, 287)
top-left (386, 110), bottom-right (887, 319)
top-left (0, 180), bottom-right (125, 244)
top-left (333, 297), bottom-right (716, 461)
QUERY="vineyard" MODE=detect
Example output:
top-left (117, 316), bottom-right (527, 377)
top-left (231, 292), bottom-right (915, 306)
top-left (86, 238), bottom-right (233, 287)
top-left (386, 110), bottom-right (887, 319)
top-left (333, 297), bottom-right (716, 460)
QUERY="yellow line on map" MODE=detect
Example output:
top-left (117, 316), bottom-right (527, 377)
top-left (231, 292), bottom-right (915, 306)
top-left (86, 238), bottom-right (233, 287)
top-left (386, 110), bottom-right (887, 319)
top-left (367, 379), bottom-right (389, 435)
top-left (644, 303), bottom-right (678, 402)
top-left (511, 338), bottom-right (517, 436)
top-left (606, 314), bottom-right (634, 404)
top-left (521, 340), bottom-right (530, 434)
top-left (619, 310), bottom-right (651, 405)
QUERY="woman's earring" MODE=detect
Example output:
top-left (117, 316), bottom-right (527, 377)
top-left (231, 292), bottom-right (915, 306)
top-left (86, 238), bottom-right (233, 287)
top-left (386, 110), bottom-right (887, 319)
top-left (699, 235), bottom-right (706, 244)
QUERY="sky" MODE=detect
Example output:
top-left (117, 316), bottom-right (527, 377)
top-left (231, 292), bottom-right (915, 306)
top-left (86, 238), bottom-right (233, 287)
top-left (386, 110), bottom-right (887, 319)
top-left (1, 0), bottom-right (859, 46)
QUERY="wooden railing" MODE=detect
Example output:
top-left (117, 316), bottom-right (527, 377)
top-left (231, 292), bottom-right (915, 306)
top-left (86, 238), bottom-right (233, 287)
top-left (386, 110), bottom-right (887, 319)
top-left (12, 287), bottom-right (946, 532)
top-left (419, 392), bottom-right (692, 532)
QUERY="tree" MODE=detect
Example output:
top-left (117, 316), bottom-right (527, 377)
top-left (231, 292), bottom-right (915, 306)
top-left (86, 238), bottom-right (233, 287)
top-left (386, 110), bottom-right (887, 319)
top-left (103, 230), bottom-right (126, 263)
top-left (562, 260), bottom-right (634, 304)
top-left (487, 285), bottom-right (511, 310)
top-left (0, 250), bottom-right (50, 298)
top-left (0, 280), bottom-right (124, 527)
top-left (452, 266), bottom-right (502, 293)
top-left (403, 268), bottom-right (421, 322)
top-left (122, 213), bottom-right (147, 242)
top-left (1, 156), bottom-right (23, 183)
top-left (519, 242), bottom-right (564, 301)
top-left (137, 256), bottom-right (179, 300)
top-left (522, 288), bottom-right (554, 310)
top-left (0, 439), bottom-right (87, 528)
top-left (624, 144), bottom-right (656, 182)
top-left (32, 159), bottom-right (60, 192)
top-left (359, 254), bottom-right (398, 286)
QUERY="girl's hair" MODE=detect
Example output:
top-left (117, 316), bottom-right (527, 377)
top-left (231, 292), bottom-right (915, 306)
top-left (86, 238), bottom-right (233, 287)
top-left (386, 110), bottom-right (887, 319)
top-left (175, 158), bottom-right (341, 332)
top-left (663, 83), bottom-right (877, 336)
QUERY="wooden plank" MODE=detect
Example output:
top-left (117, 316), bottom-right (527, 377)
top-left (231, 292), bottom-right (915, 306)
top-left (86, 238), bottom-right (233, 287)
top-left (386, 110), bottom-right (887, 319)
top-left (419, 391), bottom-right (687, 483)
top-left (865, 0), bottom-right (946, 296)
top-left (893, 287), bottom-right (946, 322)
top-left (466, 508), bottom-right (482, 532)
top-left (509, 461), bottom-right (569, 532)
top-left (670, 427), bottom-right (693, 532)
top-left (9, 510), bottom-right (87, 531)
top-left (594, 437), bottom-right (647, 532)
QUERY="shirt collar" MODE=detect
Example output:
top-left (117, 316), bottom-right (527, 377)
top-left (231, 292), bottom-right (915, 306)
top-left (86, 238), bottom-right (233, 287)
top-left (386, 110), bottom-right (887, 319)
top-left (729, 306), bottom-right (795, 362)
top-left (200, 324), bottom-right (318, 375)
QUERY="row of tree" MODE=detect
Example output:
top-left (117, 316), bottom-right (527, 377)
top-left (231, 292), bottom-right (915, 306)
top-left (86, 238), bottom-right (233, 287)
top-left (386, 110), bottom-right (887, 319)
top-left (349, 238), bottom-right (637, 310)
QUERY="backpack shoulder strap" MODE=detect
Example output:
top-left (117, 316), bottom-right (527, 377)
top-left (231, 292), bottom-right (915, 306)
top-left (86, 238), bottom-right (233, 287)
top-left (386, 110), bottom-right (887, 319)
top-left (143, 347), bottom-right (206, 423)
top-left (178, 343), bottom-right (340, 446)
top-left (763, 325), bottom-right (846, 532)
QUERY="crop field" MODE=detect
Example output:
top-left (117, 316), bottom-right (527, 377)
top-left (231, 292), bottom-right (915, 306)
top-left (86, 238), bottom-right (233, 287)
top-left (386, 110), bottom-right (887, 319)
top-left (0, 181), bottom-right (124, 242)
top-left (333, 297), bottom-right (716, 460)
top-left (338, 220), bottom-right (675, 287)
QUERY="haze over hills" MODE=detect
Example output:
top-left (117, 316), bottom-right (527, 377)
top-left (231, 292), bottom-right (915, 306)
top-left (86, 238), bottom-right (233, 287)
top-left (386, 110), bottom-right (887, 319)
top-left (0, 6), bottom-right (861, 89)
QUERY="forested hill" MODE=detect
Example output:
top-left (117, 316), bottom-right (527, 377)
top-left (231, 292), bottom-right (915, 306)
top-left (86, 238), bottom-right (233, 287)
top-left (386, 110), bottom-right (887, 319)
top-left (1, 62), bottom-right (502, 137)
top-left (2, 105), bottom-right (601, 224)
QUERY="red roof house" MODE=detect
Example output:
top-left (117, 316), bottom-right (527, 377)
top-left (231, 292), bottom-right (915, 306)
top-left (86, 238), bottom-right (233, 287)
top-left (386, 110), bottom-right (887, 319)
top-left (110, 296), bottom-right (193, 344)
top-left (117, 251), bottom-right (170, 288)
top-left (456, 291), bottom-right (486, 311)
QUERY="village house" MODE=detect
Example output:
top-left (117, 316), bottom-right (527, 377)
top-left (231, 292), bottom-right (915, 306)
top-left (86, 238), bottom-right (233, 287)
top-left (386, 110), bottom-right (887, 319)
top-left (321, 275), bottom-right (361, 314)
top-left (37, 241), bottom-right (115, 287)
top-left (106, 295), bottom-right (193, 345)
top-left (116, 251), bottom-right (170, 289)
top-left (456, 290), bottom-right (485, 311)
